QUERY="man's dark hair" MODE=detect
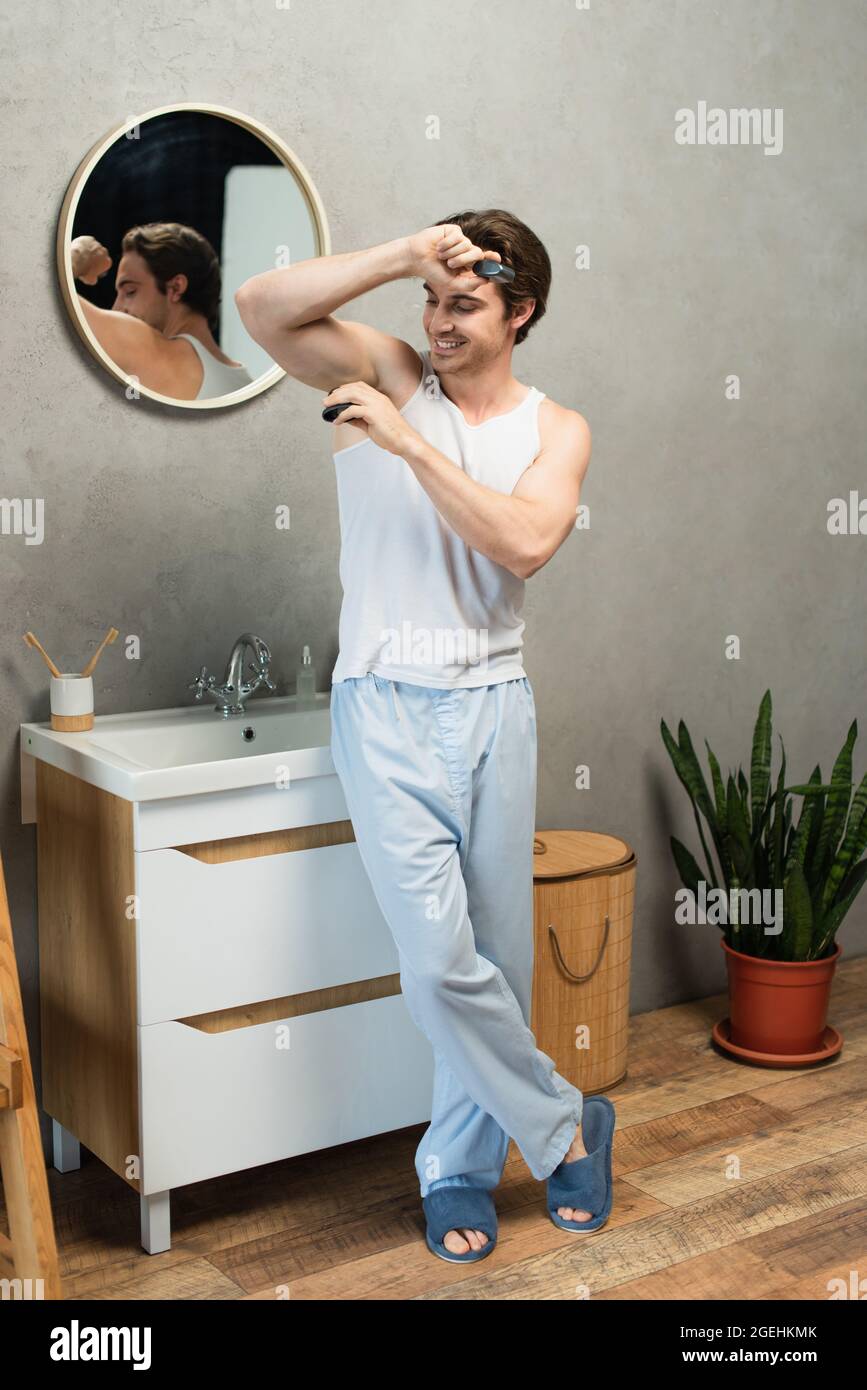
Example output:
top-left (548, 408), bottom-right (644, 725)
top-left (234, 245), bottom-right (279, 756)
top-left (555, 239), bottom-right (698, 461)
top-left (122, 222), bottom-right (222, 330)
top-left (432, 208), bottom-right (551, 346)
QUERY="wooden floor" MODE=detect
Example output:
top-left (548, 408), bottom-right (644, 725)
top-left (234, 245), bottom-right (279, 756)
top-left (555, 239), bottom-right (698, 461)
top-left (10, 956), bottom-right (867, 1300)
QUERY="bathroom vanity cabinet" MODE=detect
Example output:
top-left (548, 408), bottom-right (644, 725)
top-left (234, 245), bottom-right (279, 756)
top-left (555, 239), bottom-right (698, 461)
top-left (20, 700), bottom-right (434, 1253)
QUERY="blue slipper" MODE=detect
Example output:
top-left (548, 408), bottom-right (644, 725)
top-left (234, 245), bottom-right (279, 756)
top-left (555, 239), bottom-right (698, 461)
top-left (422, 1186), bottom-right (498, 1263)
top-left (547, 1095), bottom-right (616, 1234)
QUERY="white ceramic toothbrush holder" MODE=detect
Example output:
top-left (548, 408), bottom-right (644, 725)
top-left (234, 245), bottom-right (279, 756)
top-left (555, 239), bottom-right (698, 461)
top-left (50, 673), bottom-right (94, 732)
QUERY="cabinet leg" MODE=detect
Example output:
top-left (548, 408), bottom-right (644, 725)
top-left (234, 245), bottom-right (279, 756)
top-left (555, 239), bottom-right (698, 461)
top-left (140, 1191), bottom-right (171, 1254)
top-left (51, 1119), bottom-right (81, 1172)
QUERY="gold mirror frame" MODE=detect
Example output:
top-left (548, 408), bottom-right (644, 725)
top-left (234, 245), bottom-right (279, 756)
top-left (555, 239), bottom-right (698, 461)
top-left (56, 102), bottom-right (331, 411)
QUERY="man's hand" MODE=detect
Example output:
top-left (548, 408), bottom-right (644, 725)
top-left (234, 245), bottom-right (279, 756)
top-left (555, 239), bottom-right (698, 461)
top-left (405, 224), bottom-right (502, 295)
top-left (70, 235), bottom-right (112, 285)
top-left (323, 381), bottom-right (419, 457)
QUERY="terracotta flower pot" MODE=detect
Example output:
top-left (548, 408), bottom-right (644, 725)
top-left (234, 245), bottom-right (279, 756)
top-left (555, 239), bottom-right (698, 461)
top-left (722, 938), bottom-right (842, 1055)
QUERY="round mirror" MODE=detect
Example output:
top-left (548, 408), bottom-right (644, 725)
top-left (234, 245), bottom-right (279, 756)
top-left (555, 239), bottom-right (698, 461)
top-left (57, 103), bottom-right (330, 409)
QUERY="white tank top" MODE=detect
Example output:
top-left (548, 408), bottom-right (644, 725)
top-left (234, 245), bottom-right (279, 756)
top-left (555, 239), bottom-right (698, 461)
top-left (331, 348), bottom-right (545, 688)
top-left (171, 334), bottom-right (253, 400)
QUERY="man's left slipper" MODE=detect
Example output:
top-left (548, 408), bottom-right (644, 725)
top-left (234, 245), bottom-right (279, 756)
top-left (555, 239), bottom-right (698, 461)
top-left (422, 1185), bottom-right (498, 1263)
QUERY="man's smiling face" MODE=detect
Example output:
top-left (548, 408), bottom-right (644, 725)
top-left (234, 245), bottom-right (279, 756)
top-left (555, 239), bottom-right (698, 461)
top-left (422, 274), bottom-right (513, 375)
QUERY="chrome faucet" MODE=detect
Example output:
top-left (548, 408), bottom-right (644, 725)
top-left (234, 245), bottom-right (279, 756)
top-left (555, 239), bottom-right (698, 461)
top-left (187, 632), bottom-right (276, 717)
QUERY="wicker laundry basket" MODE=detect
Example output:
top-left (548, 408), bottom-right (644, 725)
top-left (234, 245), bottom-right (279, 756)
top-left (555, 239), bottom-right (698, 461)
top-left (531, 830), bottom-right (636, 1096)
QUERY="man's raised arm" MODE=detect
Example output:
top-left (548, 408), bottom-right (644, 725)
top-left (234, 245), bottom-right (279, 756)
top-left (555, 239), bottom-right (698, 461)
top-left (234, 225), bottom-right (503, 393)
top-left (234, 237), bottom-right (417, 392)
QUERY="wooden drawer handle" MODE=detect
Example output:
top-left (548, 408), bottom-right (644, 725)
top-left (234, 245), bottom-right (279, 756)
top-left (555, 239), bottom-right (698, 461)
top-left (547, 914), bottom-right (610, 983)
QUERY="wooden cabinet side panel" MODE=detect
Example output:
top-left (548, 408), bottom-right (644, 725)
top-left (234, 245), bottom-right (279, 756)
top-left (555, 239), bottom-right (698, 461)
top-left (37, 762), bottom-right (140, 1188)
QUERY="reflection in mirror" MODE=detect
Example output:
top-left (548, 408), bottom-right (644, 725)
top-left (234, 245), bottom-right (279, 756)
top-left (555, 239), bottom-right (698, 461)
top-left (58, 107), bottom-right (328, 408)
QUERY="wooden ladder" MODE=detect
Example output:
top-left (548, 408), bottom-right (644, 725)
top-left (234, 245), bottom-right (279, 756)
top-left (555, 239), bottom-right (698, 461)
top-left (0, 847), bottom-right (61, 1298)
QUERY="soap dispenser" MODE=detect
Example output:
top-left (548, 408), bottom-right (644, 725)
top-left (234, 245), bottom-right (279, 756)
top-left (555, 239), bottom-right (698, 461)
top-left (295, 644), bottom-right (317, 709)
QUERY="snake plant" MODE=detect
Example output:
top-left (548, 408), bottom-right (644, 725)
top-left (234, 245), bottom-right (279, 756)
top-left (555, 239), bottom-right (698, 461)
top-left (660, 689), bottom-right (867, 961)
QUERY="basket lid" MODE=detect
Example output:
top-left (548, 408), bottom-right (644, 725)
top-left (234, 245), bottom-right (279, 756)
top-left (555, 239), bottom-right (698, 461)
top-left (532, 829), bottom-right (634, 880)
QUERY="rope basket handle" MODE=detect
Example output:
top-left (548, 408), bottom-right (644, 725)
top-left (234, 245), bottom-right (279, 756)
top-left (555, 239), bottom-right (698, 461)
top-left (548, 914), bottom-right (610, 983)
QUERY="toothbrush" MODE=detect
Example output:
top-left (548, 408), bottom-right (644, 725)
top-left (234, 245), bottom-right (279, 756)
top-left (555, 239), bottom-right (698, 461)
top-left (80, 626), bottom-right (119, 677)
top-left (22, 631), bottom-right (63, 678)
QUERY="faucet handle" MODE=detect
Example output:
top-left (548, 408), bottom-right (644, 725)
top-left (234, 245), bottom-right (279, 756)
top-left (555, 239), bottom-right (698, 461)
top-left (245, 646), bottom-right (275, 695)
top-left (188, 665), bottom-right (215, 700)
top-left (244, 663), bottom-right (276, 695)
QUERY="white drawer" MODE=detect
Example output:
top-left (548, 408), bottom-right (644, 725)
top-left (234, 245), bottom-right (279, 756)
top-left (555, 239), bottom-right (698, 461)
top-left (139, 995), bottom-right (434, 1194)
top-left (134, 773), bottom-right (349, 851)
top-left (136, 841), bottom-right (397, 1024)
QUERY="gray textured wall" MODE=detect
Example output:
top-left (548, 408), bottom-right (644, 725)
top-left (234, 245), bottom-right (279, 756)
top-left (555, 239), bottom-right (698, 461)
top-left (2, 0), bottom-right (865, 1150)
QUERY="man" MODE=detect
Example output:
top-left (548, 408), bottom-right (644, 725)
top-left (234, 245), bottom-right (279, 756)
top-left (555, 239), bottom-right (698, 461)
top-left (236, 212), bottom-right (609, 1263)
top-left (71, 223), bottom-right (253, 400)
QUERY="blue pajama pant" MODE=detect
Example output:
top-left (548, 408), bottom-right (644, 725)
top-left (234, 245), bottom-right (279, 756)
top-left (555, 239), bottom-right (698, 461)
top-left (329, 671), bottom-right (583, 1198)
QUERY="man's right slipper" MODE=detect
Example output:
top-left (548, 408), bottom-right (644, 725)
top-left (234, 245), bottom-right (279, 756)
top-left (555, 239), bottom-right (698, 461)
top-left (546, 1095), bottom-right (616, 1234)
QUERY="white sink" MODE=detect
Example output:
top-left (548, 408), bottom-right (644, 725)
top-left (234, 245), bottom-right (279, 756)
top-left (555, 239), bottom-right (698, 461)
top-left (20, 693), bottom-right (333, 803)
